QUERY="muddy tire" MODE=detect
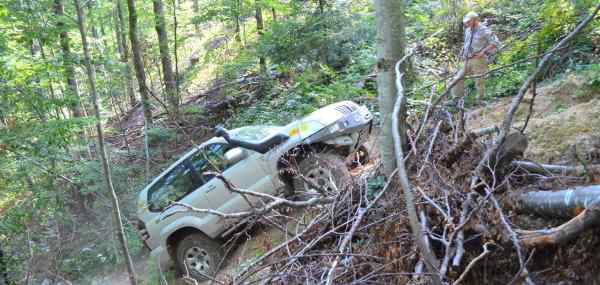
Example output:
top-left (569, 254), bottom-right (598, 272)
top-left (175, 232), bottom-right (223, 282)
top-left (291, 152), bottom-right (351, 195)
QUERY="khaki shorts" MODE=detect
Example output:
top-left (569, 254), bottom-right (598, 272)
top-left (452, 57), bottom-right (488, 99)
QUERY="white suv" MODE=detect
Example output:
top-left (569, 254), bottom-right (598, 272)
top-left (134, 101), bottom-right (373, 281)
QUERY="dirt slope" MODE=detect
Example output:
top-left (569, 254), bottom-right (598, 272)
top-left (467, 73), bottom-right (600, 163)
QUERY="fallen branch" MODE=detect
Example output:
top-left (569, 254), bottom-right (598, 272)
top-left (513, 160), bottom-right (600, 176)
top-left (518, 198), bottom-right (600, 247)
top-left (165, 195), bottom-right (333, 221)
top-left (472, 125), bottom-right (499, 137)
top-left (393, 57), bottom-right (443, 285)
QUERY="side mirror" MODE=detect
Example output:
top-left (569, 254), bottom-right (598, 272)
top-left (224, 147), bottom-right (246, 166)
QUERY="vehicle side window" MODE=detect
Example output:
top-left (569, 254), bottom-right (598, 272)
top-left (147, 144), bottom-right (231, 211)
top-left (200, 144), bottom-right (229, 173)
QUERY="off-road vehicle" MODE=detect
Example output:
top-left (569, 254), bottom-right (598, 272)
top-left (134, 100), bottom-right (373, 281)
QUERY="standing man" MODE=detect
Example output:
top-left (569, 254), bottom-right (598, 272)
top-left (452, 11), bottom-right (499, 100)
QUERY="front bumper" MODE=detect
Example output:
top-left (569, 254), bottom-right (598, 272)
top-left (150, 245), bottom-right (173, 271)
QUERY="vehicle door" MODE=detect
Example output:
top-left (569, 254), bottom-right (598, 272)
top-left (146, 148), bottom-right (215, 236)
top-left (198, 143), bottom-right (274, 233)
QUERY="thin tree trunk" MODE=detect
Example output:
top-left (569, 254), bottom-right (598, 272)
top-left (375, 0), bottom-right (408, 176)
top-left (192, 0), bottom-right (200, 35)
top-left (40, 45), bottom-right (64, 120)
top-left (172, 0), bottom-right (180, 100)
top-left (444, 0), bottom-right (463, 45)
top-left (73, 0), bottom-right (138, 283)
top-left (318, 0), bottom-right (326, 14)
top-left (255, 0), bottom-right (267, 77)
top-left (116, 0), bottom-right (137, 108)
top-left (0, 241), bottom-right (6, 285)
top-left (126, 0), bottom-right (154, 125)
top-left (54, 0), bottom-right (86, 148)
top-left (234, 0), bottom-right (241, 42)
top-left (153, 0), bottom-right (178, 119)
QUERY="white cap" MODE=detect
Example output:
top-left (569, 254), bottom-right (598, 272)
top-left (463, 11), bottom-right (479, 23)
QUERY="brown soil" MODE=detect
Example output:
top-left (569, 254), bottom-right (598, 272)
top-left (467, 74), bottom-right (600, 163)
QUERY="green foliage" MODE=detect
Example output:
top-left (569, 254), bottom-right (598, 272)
top-left (258, 10), bottom-right (375, 69)
top-left (366, 175), bottom-right (386, 200)
top-left (226, 58), bottom-right (377, 127)
top-left (147, 126), bottom-right (177, 147)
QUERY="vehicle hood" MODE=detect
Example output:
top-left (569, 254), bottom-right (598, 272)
top-left (280, 100), bottom-right (361, 140)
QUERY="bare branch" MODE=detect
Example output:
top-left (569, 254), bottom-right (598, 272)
top-left (393, 57), bottom-right (443, 285)
top-left (452, 242), bottom-right (494, 285)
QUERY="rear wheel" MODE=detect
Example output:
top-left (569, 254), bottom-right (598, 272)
top-left (175, 233), bottom-right (223, 281)
top-left (291, 152), bottom-right (351, 196)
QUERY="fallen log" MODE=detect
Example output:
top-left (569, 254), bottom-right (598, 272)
top-left (516, 185), bottom-right (600, 247)
top-left (517, 185), bottom-right (600, 218)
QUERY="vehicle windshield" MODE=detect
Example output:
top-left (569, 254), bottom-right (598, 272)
top-left (230, 125), bottom-right (282, 142)
top-left (147, 144), bottom-right (229, 212)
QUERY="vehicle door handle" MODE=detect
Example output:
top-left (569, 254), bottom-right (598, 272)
top-left (207, 184), bottom-right (216, 192)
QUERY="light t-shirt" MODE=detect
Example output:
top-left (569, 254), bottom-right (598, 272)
top-left (461, 24), bottom-right (500, 60)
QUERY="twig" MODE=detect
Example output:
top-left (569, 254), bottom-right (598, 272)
top-left (452, 242), bottom-right (494, 285)
top-left (234, 212), bottom-right (327, 282)
top-left (324, 170), bottom-right (399, 285)
top-left (489, 194), bottom-right (530, 283)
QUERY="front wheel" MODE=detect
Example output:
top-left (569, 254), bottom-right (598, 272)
top-left (175, 232), bottom-right (223, 281)
top-left (291, 152), bottom-right (351, 196)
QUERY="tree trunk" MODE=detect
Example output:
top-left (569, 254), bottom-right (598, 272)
top-left (255, 0), bottom-right (267, 77)
top-left (234, 0), bottom-right (241, 42)
top-left (318, 0), bottom-right (326, 14)
top-left (153, 0), bottom-right (178, 120)
top-left (192, 0), bottom-right (200, 34)
top-left (54, 0), bottom-right (85, 132)
top-left (375, 0), bottom-right (408, 176)
top-left (73, 0), bottom-right (138, 283)
top-left (0, 241), bottom-right (6, 284)
top-left (115, 0), bottom-right (137, 108)
top-left (126, 0), bottom-right (154, 125)
top-left (172, 0), bottom-right (180, 102)
top-left (444, 0), bottom-right (463, 45)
